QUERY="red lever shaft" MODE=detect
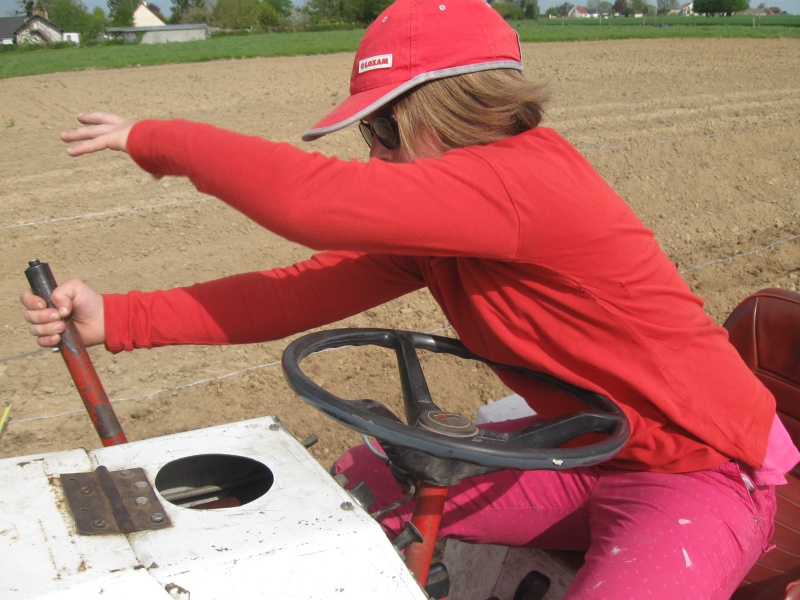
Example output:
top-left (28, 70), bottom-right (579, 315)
top-left (25, 259), bottom-right (127, 446)
top-left (404, 482), bottom-right (449, 587)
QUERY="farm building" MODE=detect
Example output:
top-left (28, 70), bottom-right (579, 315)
top-left (0, 15), bottom-right (79, 45)
top-left (105, 23), bottom-right (209, 44)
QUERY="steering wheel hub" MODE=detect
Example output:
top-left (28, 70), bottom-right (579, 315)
top-left (417, 411), bottom-right (479, 438)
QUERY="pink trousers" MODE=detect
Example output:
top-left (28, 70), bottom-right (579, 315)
top-left (334, 445), bottom-right (776, 599)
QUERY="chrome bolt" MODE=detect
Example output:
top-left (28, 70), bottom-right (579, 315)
top-left (151, 512), bottom-right (164, 523)
top-left (93, 519), bottom-right (106, 528)
top-left (120, 469), bottom-right (132, 476)
top-left (135, 496), bottom-right (150, 505)
top-left (134, 480), bottom-right (148, 490)
top-left (340, 501), bottom-right (354, 511)
top-left (80, 486), bottom-right (93, 495)
top-left (269, 423), bottom-right (280, 431)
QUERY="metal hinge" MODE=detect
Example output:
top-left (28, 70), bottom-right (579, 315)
top-left (61, 466), bottom-right (171, 535)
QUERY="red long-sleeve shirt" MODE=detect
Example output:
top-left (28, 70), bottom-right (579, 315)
top-left (105, 119), bottom-right (775, 473)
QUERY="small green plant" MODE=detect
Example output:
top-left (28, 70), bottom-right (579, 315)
top-left (0, 402), bottom-right (11, 438)
top-left (5, 118), bottom-right (14, 128)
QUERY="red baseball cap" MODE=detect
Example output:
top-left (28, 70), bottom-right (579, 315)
top-left (302, 0), bottom-right (523, 142)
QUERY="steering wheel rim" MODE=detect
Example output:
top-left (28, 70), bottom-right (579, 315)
top-left (282, 328), bottom-right (630, 474)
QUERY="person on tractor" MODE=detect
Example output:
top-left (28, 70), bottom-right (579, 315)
top-left (20, 0), bottom-right (798, 597)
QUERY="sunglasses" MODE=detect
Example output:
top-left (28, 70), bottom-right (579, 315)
top-left (358, 115), bottom-right (400, 150)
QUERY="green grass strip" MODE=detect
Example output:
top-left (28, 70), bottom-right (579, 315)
top-left (1, 16), bottom-right (798, 80)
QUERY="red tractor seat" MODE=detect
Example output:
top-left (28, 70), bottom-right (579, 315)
top-left (726, 289), bottom-right (800, 600)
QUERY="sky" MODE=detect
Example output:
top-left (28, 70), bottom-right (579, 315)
top-left (0, 0), bottom-right (796, 20)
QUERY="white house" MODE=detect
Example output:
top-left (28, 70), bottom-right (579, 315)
top-left (133, 3), bottom-right (166, 27)
top-left (568, 5), bottom-right (591, 17)
top-left (13, 15), bottom-right (64, 44)
top-left (0, 15), bottom-right (79, 44)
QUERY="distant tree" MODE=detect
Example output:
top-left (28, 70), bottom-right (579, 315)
top-left (180, 4), bottom-right (210, 21)
top-left (304, 0), bottom-right (390, 25)
top-left (694, 0), bottom-right (748, 15)
top-left (612, 0), bottom-right (627, 13)
top-left (556, 2), bottom-right (573, 17)
top-left (14, 0), bottom-right (34, 16)
top-left (518, 0), bottom-right (539, 19)
top-left (346, 0), bottom-right (391, 23)
top-left (285, 6), bottom-right (309, 25)
top-left (264, 0), bottom-right (291, 17)
top-left (213, 0), bottom-right (260, 28)
top-left (147, 2), bottom-right (164, 17)
top-left (629, 0), bottom-right (651, 14)
top-left (587, 0), bottom-right (612, 14)
top-left (302, 0), bottom-right (340, 24)
top-left (46, 0), bottom-right (92, 30)
top-left (493, 1), bottom-right (523, 19)
top-left (257, 0), bottom-right (280, 27)
top-left (656, 0), bottom-right (678, 14)
top-left (107, 0), bottom-right (137, 25)
top-left (88, 5), bottom-right (107, 36)
top-left (170, 0), bottom-right (206, 24)
top-left (730, 0), bottom-right (749, 14)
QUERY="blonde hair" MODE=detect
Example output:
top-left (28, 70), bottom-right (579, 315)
top-left (393, 69), bottom-right (549, 159)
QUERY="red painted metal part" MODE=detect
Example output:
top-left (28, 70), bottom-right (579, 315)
top-left (404, 483), bottom-right (449, 587)
top-left (58, 324), bottom-right (128, 446)
top-left (25, 260), bottom-right (127, 447)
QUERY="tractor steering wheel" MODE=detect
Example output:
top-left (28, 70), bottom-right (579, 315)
top-left (282, 329), bottom-right (629, 485)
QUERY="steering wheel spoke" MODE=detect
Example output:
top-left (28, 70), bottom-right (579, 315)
top-left (476, 412), bottom-right (622, 449)
top-left (394, 333), bottom-right (440, 425)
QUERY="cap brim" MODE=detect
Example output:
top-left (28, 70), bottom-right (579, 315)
top-left (301, 81), bottom-right (406, 142)
top-left (301, 61), bottom-right (524, 142)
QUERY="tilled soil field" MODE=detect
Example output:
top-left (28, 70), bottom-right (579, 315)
top-left (0, 38), bottom-right (798, 468)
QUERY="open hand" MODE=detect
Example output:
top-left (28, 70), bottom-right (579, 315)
top-left (60, 112), bottom-right (136, 157)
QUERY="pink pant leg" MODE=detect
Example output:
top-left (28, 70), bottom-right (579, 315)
top-left (566, 461), bottom-right (776, 600)
top-left (335, 445), bottom-right (776, 599)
